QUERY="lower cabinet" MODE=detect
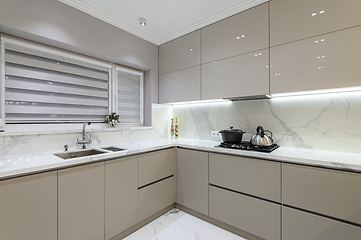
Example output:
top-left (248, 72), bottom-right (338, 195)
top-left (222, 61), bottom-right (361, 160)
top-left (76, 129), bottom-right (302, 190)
top-left (283, 207), bottom-right (361, 240)
top-left (209, 186), bottom-right (281, 240)
top-left (105, 156), bottom-right (137, 240)
top-left (58, 162), bottom-right (105, 240)
top-left (176, 148), bottom-right (209, 215)
top-left (0, 171), bottom-right (57, 240)
top-left (138, 176), bottom-right (175, 222)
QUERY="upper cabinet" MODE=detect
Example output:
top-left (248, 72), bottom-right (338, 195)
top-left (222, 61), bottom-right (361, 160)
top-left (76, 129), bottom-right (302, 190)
top-left (202, 3), bottom-right (269, 64)
top-left (159, 30), bottom-right (201, 74)
top-left (270, 0), bottom-right (361, 46)
top-left (270, 26), bottom-right (361, 94)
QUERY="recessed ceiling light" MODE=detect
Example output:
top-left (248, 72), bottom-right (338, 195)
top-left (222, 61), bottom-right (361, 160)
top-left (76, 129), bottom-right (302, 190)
top-left (242, 35), bottom-right (245, 37)
top-left (236, 36), bottom-right (240, 39)
top-left (320, 10), bottom-right (325, 14)
top-left (140, 18), bottom-right (147, 26)
top-left (312, 13), bottom-right (317, 16)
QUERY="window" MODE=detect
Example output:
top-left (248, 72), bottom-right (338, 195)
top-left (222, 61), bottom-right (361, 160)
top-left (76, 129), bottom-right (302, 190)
top-left (0, 36), bottom-right (144, 131)
top-left (114, 66), bottom-right (144, 125)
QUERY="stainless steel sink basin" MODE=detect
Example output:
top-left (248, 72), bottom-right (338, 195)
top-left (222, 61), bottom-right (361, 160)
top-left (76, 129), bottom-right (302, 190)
top-left (54, 149), bottom-right (105, 160)
top-left (100, 147), bottom-right (127, 152)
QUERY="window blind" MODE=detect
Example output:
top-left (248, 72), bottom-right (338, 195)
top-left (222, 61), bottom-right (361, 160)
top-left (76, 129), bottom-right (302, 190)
top-left (117, 70), bottom-right (143, 124)
top-left (4, 43), bottom-right (110, 123)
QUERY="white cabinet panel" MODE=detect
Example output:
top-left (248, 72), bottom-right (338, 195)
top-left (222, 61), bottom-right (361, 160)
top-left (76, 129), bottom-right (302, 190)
top-left (202, 3), bottom-right (269, 63)
top-left (271, 26), bottom-right (361, 94)
top-left (270, 0), bottom-right (361, 46)
top-left (159, 30), bottom-right (200, 74)
top-left (159, 66), bottom-right (201, 103)
top-left (0, 172), bottom-right (57, 240)
top-left (202, 49), bottom-right (269, 100)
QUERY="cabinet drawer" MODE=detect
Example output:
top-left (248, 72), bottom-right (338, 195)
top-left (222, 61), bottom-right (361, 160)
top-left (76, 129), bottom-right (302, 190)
top-left (270, 0), bottom-right (361, 46)
top-left (209, 153), bottom-right (281, 202)
top-left (202, 49), bottom-right (269, 100)
top-left (159, 30), bottom-right (200, 74)
top-left (138, 176), bottom-right (175, 222)
top-left (283, 207), bottom-right (361, 240)
top-left (177, 149), bottom-right (208, 215)
top-left (138, 148), bottom-right (175, 187)
top-left (209, 186), bottom-right (281, 240)
top-left (283, 163), bottom-right (361, 225)
top-left (202, 3), bottom-right (269, 63)
top-left (270, 26), bottom-right (361, 95)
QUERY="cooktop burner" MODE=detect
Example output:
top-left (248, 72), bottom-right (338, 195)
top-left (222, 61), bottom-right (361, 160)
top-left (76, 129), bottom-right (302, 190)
top-left (218, 141), bottom-right (279, 153)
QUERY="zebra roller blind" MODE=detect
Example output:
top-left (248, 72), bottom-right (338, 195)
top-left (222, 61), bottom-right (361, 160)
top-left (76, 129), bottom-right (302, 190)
top-left (4, 42), bottom-right (110, 123)
top-left (117, 68), bottom-right (143, 124)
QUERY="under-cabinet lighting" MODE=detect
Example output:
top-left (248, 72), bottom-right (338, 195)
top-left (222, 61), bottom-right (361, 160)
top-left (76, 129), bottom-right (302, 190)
top-left (171, 99), bottom-right (231, 106)
top-left (271, 86), bottom-right (361, 100)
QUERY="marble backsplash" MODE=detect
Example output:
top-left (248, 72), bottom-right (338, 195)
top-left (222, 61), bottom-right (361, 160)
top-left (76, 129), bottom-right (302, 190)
top-left (172, 92), bottom-right (361, 154)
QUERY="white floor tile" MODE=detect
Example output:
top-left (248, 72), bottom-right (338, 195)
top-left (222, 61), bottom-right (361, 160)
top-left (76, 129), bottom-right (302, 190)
top-left (180, 214), bottom-right (223, 239)
top-left (214, 230), bottom-right (248, 240)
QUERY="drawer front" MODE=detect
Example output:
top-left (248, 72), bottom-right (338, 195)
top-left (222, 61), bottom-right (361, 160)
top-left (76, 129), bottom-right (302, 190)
top-left (209, 186), bottom-right (281, 240)
top-left (283, 207), bottom-right (361, 240)
top-left (202, 3), bottom-right (269, 63)
top-left (270, 0), bottom-right (361, 46)
top-left (209, 153), bottom-right (281, 202)
top-left (283, 163), bottom-right (361, 225)
top-left (270, 26), bottom-right (361, 95)
top-left (177, 149), bottom-right (209, 215)
top-left (138, 148), bottom-right (175, 187)
top-left (138, 176), bottom-right (175, 222)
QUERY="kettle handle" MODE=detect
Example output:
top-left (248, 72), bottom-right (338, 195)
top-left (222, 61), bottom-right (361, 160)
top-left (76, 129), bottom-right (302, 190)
top-left (256, 126), bottom-right (265, 137)
top-left (264, 130), bottom-right (273, 138)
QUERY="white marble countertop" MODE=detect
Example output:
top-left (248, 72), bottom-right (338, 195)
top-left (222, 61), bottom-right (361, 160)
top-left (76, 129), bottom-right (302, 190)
top-left (1, 138), bottom-right (361, 180)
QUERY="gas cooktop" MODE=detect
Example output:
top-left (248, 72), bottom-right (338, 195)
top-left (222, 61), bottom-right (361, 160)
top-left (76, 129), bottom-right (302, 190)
top-left (217, 141), bottom-right (279, 153)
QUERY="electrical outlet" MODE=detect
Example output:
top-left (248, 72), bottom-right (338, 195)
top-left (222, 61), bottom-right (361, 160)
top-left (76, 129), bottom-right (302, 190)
top-left (211, 131), bottom-right (220, 137)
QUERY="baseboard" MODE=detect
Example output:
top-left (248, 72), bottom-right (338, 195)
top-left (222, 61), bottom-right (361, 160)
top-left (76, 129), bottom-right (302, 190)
top-left (175, 203), bottom-right (265, 240)
top-left (109, 203), bottom-right (175, 240)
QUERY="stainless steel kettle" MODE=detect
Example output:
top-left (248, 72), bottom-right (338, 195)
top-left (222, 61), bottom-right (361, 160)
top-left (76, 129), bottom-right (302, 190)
top-left (250, 126), bottom-right (273, 146)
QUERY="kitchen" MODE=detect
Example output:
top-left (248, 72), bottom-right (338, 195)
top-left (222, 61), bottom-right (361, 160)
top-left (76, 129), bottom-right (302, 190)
top-left (1, 0), bottom-right (361, 240)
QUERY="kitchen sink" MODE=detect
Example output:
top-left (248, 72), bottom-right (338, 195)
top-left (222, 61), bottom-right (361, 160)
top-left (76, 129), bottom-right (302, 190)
top-left (54, 149), bottom-right (105, 160)
top-left (100, 146), bottom-right (127, 152)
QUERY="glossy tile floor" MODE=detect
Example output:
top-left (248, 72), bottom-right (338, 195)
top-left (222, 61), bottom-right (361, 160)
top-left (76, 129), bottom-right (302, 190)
top-left (123, 209), bottom-right (247, 240)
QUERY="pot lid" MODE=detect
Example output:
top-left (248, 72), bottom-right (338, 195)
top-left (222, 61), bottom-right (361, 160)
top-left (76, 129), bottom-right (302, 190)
top-left (219, 126), bottom-right (245, 133)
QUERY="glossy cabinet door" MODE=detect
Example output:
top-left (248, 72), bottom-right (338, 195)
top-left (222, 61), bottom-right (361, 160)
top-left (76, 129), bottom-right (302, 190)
top-left (283, 163), bottom-right (361, 225)
top-left (202, 49), bottom-right (269, 100)
top-left (209, 186), bottom-right (281, 240)
top-left (283, 207), bottom-right (361, 240)
top-left (202, 3), bottom-right (269, 64)
top-left (138, 148), bottom-right (175, 187)
top-left (58, 162), bottom-right (105, 240)
top-left (159, 30), bottom-right (200, 74)
top-left (105, 156), bottom-right (137, 240)
top-left (177, 149), bottom-right (209, 215)
top-left (159, 66), bottom-right (201, 103)
top-left (270, 0), bottom-right (361, 46)
top-left (270, 26), bottom-right (361, 94)
top-left (209, 153), bottom-right (281, 202)
top-left (138, 176), bottom-right (175, 222)
top-left (0, 172), bottom-right (57, 240)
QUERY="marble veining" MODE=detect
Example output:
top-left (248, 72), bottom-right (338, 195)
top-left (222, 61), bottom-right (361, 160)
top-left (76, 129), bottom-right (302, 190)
top-left (123, 209), bottom-right (246, 240)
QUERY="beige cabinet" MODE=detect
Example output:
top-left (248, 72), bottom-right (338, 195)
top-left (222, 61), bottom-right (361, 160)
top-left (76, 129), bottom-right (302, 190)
top-left (159, 66), bottom-right (201, 103)
top-left (202, 3), bottom-right (269, 63)
top-left (105, 156), bottom-right (137, 240)
top-left (138, 176), bottom-right (175, 222)
top-left (159, 30), bottom-right (200, 74)
top-left (58, 162), bottom-right (105, 240)
top-left (209, 153), bottom-right (281, 202)
top-left (176, 148), bottom-right (209, 215)
top-left (202, 49), bottom-right (269, 100)
top-left (209, 186), bottom-right (281, 240)
top-left (283, 207), bottom-right (361, 240)
top-left (270, 0), bottom-right (361, 46)
top-left (283, 163), bottom-right (361, 225)
top-left (270, 26), bottom-right (361, 95)
top-left (0, 172), bottom-right (57, 240)
top-left (138, 148), bottom-right (175, 187)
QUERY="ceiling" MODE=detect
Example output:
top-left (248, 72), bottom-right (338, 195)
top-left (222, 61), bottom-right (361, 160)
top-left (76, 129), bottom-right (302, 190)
top-left (59, 0), bottom-right (268, 46)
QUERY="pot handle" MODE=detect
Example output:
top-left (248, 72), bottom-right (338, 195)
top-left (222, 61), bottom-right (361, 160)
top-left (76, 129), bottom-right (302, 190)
top-left (256, 126), bottom-right (265, 137)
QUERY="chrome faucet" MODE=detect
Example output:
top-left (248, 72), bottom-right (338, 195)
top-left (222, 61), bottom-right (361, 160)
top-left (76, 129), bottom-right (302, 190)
top-left (76, 122), bottom-right (92, 149)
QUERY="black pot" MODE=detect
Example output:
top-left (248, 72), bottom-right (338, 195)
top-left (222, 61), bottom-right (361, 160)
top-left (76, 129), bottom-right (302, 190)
top-left (219, 126), bottom-right (245, 143)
